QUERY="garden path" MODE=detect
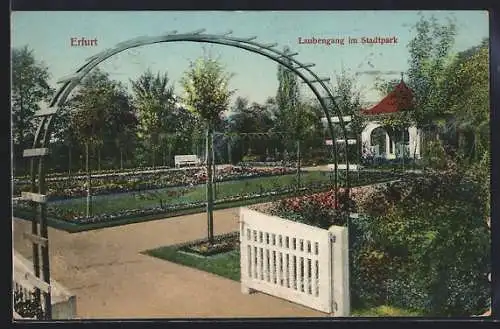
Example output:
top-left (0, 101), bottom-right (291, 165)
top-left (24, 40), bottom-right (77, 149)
top-left (13, 209), bottom-right (326, 319)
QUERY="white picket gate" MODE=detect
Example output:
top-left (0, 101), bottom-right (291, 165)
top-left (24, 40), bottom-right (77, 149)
top-left (239, 207), bottom-right (350, 316)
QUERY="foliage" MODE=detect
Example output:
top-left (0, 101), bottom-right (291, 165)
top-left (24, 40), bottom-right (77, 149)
top-left (181, 57), bottom-right (234, 126)
top-left (268, 189), bottom-right (358, 229)
top-left (64, 68), bottom-right (139, 175)
top-left (331, 68), bottom-right (366, 163)
top-left (440, 41), bottom-right (489, 164)
top-left (351, 305), bottom-right (422, 317)
top-left (228, 96), bottom-right (279, 160)
top-left (11, 46), bottom-right (54, 174)
top-left (352, 167), bottom-right (490, 315)
top-left (332, 68), bottom-right (365, 136)
top-left (181, 56), bottom-right (235, 242)
top-left (406, 15), bottom-right (457, 129)
top-left (466, 151), bottom-right (490, 218)
top-left (13, 288), bottom-right (44, 319)
top-left (130, 69), bottom-right (178, 167)
top-left (275, 46), bottom-right (301, 142)
top-left (372, 15), bottom-right (457, 159)
top-left (424, 139), bottom-right (448, 169)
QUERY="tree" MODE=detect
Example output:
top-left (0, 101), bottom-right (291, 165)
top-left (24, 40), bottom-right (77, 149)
top-left (276, 46), bottom-right (314, 187)
top-left (51, 104), bottom-right (79, 175)
top-left (441, 40), bottom-right (489, 163)
top-left (181, 57), bottom-right (234, 243)
top-left (130, 69), bottom-right (177, 168)
top-left (68, 68), bottom-right (126, 216)
top-left (228, 97), bottom-right (277, 160)
top-left (276, 47), bottom-right (300, 147)
top-left (406, 15), bottom-right (457, 156)
top-left (11, 46), bottom-right (54, 174)
top-left (371, 15), bottom-right (457, 162)
top-left (107, 99), bottom-right (138, 170)
top-left (440, 40), bottom-right (489, 217)
top-left (332, 69), bottom-right (366, 164)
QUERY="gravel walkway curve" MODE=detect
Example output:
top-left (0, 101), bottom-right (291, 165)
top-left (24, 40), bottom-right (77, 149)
top-left (13, 209), bottom-right (326, 319)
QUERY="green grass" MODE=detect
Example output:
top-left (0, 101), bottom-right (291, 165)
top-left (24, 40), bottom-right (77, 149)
top-left (50, 170), bottom-right (397, 216)
top-left (14, 170), bottom-right (397, 232)
top-left (351, 306), bottom-right (422, 317)
top-left (51, 172), bottom-right (333, 215)
top-left (144, 245), bottom-right (241, 281)
top-left (14, 190), bottom-right (312, 233)
top-left (144, 242), bottom-right (423, 317)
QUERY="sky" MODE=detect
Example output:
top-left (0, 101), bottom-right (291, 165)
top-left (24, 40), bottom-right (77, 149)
top-left (11, 10), bottom-right (489, 106)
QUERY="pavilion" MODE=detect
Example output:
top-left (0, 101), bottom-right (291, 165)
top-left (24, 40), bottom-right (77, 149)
top-left (360, 77), bottom-right (421, 160)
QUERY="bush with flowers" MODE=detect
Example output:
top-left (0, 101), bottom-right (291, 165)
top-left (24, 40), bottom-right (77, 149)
top-left (349, 165), bottom-right (490, 316)
top-left (269, 189), bottom-right (349, 229)
top-left (253, 165), bottom-right (490, 316)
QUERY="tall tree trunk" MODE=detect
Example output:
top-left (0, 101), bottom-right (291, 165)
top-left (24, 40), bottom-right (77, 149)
top-left (413, 128), bottom-right (419, 169)
top-left (212, 135), bottom-right (217, 199)
top-left (85, 142), bottom-right (92, 218)
top-left (296, 140), bottom-right (301, 189)
top-left (402, 129), bottom-right (406, 170)
top-left (206, 125), bottom-right (215, 244)
top-left (474, 132), bottom-right (479, 162)
top-left (68, 144), bottom-right (72, 178)
top-left (120, 149), bottom-right (124, 171)
top-left (97, 147), bottom-right (101, 172)
top-left (357, 134), bottom-right (361, 165)
top-left (152, 146), bottom-right (156, 169)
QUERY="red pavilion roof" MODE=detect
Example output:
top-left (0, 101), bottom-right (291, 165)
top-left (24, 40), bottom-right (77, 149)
top-left (361, 80), bottom-right (414, 115)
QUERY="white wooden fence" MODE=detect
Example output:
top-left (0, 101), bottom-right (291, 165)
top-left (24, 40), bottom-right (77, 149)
top-left (239, 207), bottom-right (350, 316)
top-left (13, 250), bottom-right (77, 320)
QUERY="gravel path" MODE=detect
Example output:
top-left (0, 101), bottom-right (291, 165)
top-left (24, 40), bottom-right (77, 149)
top-left (13, 209), bottom-right (326, 319)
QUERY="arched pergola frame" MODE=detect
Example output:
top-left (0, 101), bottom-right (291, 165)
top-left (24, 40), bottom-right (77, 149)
top-left (22, 30), bottom-right (352, 319)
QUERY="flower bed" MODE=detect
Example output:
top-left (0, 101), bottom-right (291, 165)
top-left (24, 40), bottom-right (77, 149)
top-left (250, 186), bottom-right (369, 229)
top-left (14, 165), bottom-right (172, 182)
top-left (238, 161), bottom-right (297, 168)
top-left (14, 184), bottom-right (332, 226)
top-left (179, 234), bottom-right (240, 257)
top-left (13, 166), bottom-right (297, 200)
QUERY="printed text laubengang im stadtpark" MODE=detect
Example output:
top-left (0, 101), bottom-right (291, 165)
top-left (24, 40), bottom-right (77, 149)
top-left (297, 36), bottom-right (398, 46)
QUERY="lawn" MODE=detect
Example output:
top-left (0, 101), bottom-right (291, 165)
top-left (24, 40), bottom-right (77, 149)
top-left (49, 170), bottom-right (397, 216)
top-left (13, 169), bottom-right (399, 232)
top-left (49, 171), bottom-right (334, 215)
top-left (144, 241), bottom-right (423, 317)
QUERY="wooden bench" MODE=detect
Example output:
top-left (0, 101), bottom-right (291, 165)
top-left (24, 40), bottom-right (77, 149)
top-left (174, 155), bottom-right (200, 168)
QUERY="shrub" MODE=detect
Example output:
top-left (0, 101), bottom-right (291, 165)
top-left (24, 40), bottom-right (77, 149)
top-left (351, 166), bottom-right (490, 315)
top-left (268, 189), bottom-right (352, 229)
top-left (13, 288), bottom-right (44, 319)
top-left (241, 155), bottom-right (261, 162)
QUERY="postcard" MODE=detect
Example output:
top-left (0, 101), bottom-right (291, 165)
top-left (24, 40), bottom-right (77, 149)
top-left (11, 10), bottom-right (491, 320)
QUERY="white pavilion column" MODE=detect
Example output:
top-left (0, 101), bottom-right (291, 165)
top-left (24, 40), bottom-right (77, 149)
top-left (408, 126), bottom-right (421, 159)
top-left (385, 133), bottom-right (390, 156)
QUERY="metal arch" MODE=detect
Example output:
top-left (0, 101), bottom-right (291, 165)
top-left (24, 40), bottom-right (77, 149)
top-left (30, 31), bottom-right (353, 215)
